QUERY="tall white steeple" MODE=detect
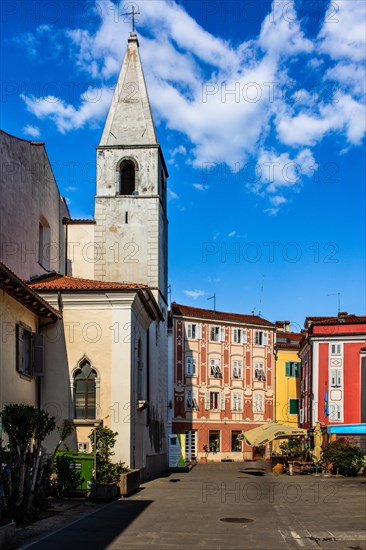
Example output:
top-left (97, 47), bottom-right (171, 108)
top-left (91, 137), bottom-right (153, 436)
top-left (94, 32), bottom-right (168, 305)
top-left (100, 33), bottom-right (157, 146)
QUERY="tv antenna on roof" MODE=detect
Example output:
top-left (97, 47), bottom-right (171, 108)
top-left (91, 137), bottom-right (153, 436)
top-left (327, 292), bottom-right (341, 314)
top-left (207, 293), bottom-right (216, 311)
top-left (258, 274), bottom-right (265, 317)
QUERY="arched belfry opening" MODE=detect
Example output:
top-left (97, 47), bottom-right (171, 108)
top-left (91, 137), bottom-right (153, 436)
top-left (119, 159), bottom-right (136, 195)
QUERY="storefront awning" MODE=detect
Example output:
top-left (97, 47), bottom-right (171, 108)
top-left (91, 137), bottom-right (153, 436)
top-left (243, 423), bottom-right (308, 446)
top-left (327, 424), bottom-right (366, 435)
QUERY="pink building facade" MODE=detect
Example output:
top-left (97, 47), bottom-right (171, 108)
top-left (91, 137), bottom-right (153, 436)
top-left (170, 303), bottom-right (276, 461)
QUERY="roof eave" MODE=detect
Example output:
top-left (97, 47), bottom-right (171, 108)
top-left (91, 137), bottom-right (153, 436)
top-left (0, 262), bottom-right (61, 320)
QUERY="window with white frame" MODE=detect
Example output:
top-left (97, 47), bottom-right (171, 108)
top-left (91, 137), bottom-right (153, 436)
top-left (185, 389), bottom-right (198, 410)
top-left (210, 358), bottom-right (222, 378)
top-left (205, 391), bottom-right (225, 411)
top-left (299, 408), bottom-right (304, 423)
top-left (329, 403), bottom-right (342, 421)
top-left (255, 331), bottom-right (268, 346)
top-left (254, 362), bottom-right (265, 381)
top-left (185, 355), bottom-right (197, 376)
top-left (330, 343), bottom-right (342, 356)
top-left (253, 393), bottom-right (264, 413)
top-left (210, 392), bottom-right (219, 410)
top-left (232, 392), bottom-right (242, 411)
top-left (210, 325), bottom-right (224, 342)
top-left (232, 360), bottom-right (242, 379)
top-left (330, 368), bottom-right (342, 387)
top-left (186, 323), bottom-right (201, 340)
top-left (232, 328), bottom-right (246, 344)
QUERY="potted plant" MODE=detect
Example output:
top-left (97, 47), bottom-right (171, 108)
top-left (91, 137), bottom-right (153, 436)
top-left (210, 439), bottom-right (219, 454)
top-left (320, 438), bottom-right (365, 476)
top-left (89, 426), bottom-right (128, 501)
top-left (201, 445), bottom-right (209, 463)
top-left (279, 438), bottom-right (302, 458)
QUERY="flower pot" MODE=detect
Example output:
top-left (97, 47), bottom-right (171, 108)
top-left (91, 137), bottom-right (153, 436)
top-left (200, 457), bottom-right (208, 463)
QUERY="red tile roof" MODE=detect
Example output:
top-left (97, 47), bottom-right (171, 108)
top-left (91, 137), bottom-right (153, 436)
top-left (171, 302), bottom-right (274, 327)
top-left (29, 274), bottom-right (148, 291)
top-left (276, 331), bottom-right (302, 341)
top-left (306, 314), bottom-right (366, 326)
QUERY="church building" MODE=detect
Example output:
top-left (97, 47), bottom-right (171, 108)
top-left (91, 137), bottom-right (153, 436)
top-left (0, 32), bottom-right (169, 479)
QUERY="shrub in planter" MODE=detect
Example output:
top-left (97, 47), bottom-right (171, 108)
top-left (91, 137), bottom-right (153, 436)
top-left (89, 426), bottom-right (128, 484)
top-left (320, 438), bottom-right (365, 476)
top-left (279, 438), bottom-right (302, 457)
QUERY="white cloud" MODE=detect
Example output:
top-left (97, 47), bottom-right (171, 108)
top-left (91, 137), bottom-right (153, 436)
top-left (184, 289), bottom-right (205, 299)
top-left (23, 124), bottom-right (40, 138)
top-left (254, 148), bottom-right (317, 203)
top-left (264, 207), bottom-right (279, 216)
top-left (259, 0), bottom-right (313, 58)
top-left (318, 1), bottom-right (366, 63)
top-left (21, 87), bottom-right (113, 133)
top-left (192, 183), bottom-right (209, 191)
top-left (171, 145), bottom-right (187, 157)
top-left (270, 195), bottom-right (287, 206)
top-left (325, 63), bottom-right (366, 97)
top-left (65, 186), bottom-right (77, 192)
top-left (18, 0), bottom-right (365, 205)
top-left (228, 231), bottom-right (236, 237)
top-left (277, 94), bottom-right (365, 147)
top-left (168, 189), bottom-right (179, 200)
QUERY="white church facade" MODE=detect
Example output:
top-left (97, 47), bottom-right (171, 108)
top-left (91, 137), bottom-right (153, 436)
top-left (0, 32), bottom-right (169, 479)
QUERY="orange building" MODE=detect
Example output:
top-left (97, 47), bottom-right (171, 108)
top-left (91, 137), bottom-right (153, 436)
top-left (170, 303), bottom-right (276, 461)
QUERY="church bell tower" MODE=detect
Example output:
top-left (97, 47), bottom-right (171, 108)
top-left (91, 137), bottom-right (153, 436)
top-left (94, 32), bottom-right (168, 304)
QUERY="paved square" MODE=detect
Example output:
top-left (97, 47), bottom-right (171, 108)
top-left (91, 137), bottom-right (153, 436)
top-left (22, 463), bottom-right (366, 549)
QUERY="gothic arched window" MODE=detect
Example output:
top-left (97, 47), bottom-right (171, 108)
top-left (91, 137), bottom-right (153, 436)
top-left (74, 359), bottom-right (97, 419)
top-left (119, 160), bottom-right (136, 195)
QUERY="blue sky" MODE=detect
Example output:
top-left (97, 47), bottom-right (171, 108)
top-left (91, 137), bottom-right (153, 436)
top-left (1, 0), bottom-right (365, 328)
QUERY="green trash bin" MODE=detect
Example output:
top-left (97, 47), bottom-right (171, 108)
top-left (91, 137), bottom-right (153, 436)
top-left (55, 452), bottom-right (94, 495)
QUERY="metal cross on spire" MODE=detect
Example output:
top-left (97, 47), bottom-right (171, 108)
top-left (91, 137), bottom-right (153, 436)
top-left (122, 5), bottom-right (140, 33)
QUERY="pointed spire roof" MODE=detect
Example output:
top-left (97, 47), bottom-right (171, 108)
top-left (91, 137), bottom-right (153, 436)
top-left (100, 33), bottom-right (157, 146)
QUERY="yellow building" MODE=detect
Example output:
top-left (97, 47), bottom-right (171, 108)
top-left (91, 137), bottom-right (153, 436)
top-left (274, 321), bottom-right (302, 445)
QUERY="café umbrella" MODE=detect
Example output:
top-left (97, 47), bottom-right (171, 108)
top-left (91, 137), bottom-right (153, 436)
top-left (242, 423), bottom-right (307, 447)
top-left (312, 421), bottom-right (323, 464)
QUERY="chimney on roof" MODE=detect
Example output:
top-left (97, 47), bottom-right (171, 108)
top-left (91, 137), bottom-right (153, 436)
top-left (338, 311), bottom-right (348, 318)
top-left (284, 320), bottom-right (290, 333)
top-left (275, 321), bottom-right (285, 332)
